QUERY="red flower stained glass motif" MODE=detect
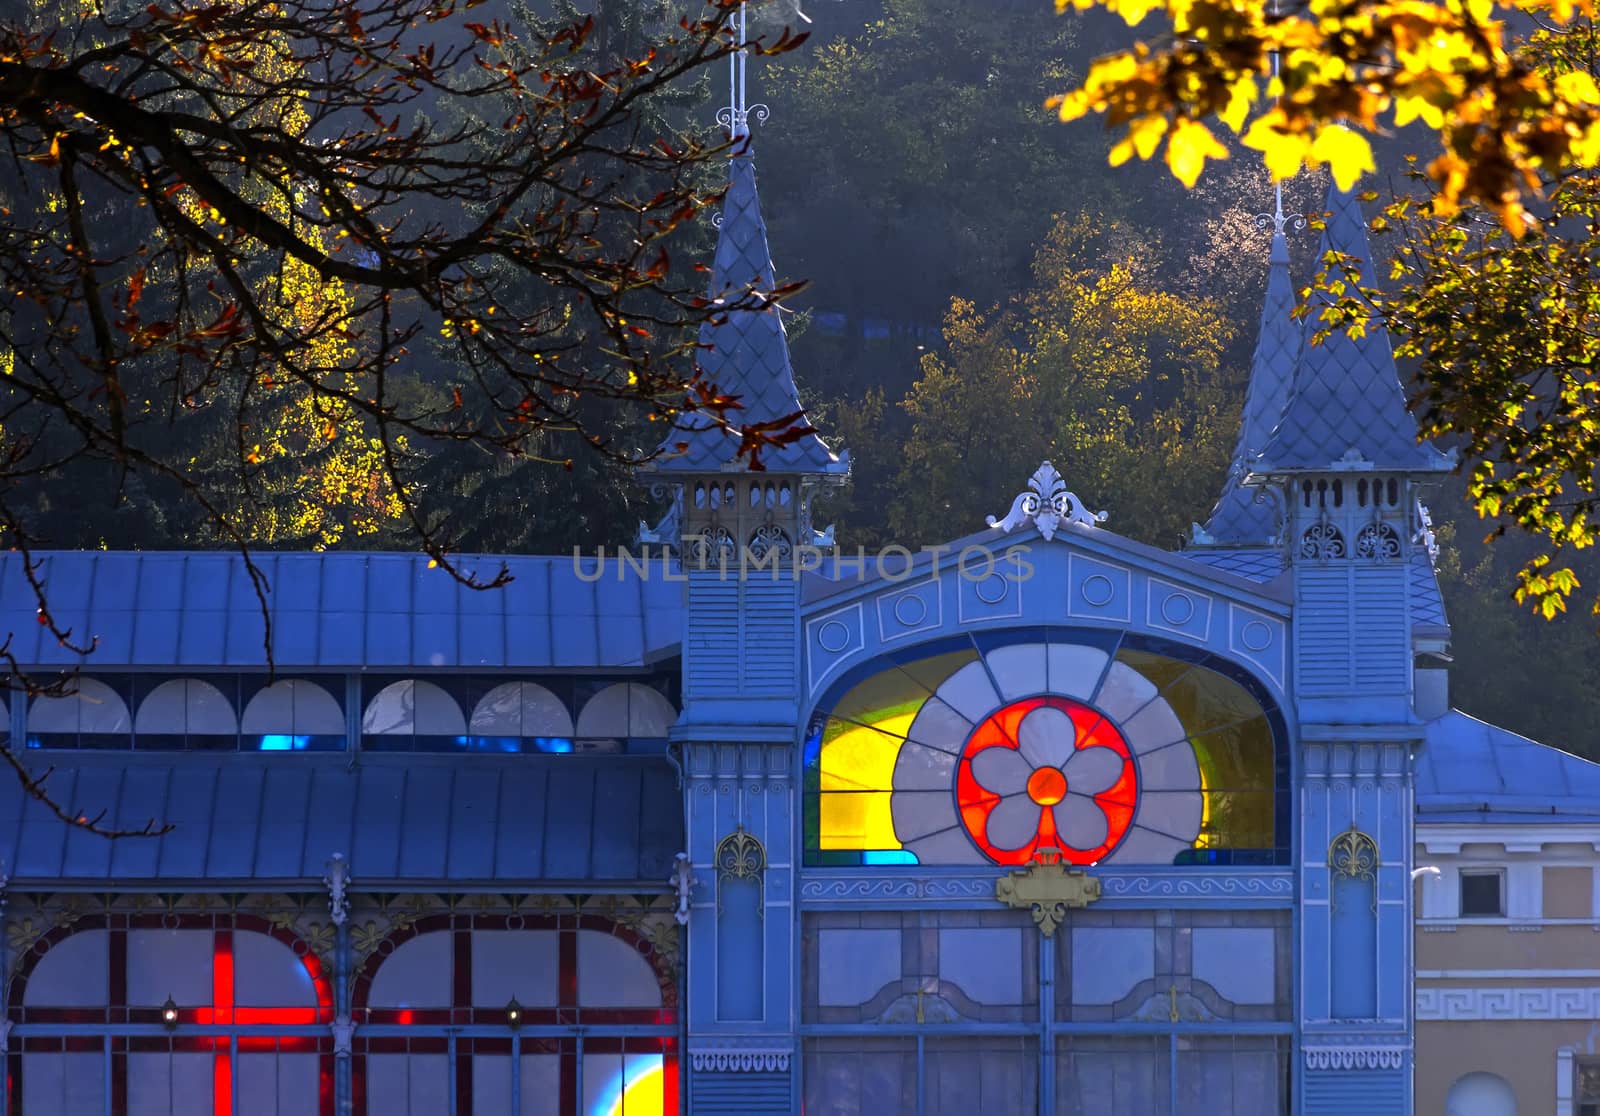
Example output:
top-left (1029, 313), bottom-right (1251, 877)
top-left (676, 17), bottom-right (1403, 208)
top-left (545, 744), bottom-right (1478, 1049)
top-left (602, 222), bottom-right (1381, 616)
top-left (956, 696), bottom-right (1137, 866)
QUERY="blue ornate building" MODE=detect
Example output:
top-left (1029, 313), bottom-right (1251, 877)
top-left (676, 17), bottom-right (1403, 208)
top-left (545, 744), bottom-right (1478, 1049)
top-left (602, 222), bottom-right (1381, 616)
top-left (2, 87), bottom-right (1583, 1116)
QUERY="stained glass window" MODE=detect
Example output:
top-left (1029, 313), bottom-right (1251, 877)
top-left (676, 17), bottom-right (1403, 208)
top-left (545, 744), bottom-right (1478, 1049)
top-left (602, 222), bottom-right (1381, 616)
top-left (804, 630), bottom-right (1286, 866)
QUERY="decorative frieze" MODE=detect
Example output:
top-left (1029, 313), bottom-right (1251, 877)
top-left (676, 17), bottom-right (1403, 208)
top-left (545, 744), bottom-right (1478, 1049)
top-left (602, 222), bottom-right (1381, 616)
top-left (1417, 986), bottom-right (1600, 1021)
top-left (689, 1048), bottom-right (791, 1073)
top-left (1303, 1046), bottom-right (1407, 1070)
top-left (798, 870), bottom-right (1293, 905)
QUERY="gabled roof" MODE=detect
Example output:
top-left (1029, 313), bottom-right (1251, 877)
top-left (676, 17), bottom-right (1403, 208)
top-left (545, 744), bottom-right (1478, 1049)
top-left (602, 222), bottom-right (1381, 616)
top-left (1417, 710), bottom-right (1600, 822)
top-left (1253, 184), bottom-right (1451, 475)
top-left (649, 147), bottom-right (845, 474)
top-left (1200, 216), bottom-right (1299, 543)
top-left (0, 551), bottom-right (683, 670)
top-left (0, 753), bottom-right (682, 886)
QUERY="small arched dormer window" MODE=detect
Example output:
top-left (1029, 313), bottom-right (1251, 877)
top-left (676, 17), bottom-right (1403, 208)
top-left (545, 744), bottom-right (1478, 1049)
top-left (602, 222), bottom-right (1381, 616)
top-left (27, 678), bottom-right (131, 749)
top-left (241, 679), bottom-right (345, 751)
top-left (362, 680), bottom-right (466, 751)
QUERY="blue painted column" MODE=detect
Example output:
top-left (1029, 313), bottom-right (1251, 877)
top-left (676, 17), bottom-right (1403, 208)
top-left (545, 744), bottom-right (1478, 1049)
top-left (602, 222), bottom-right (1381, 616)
top-left (675, 568), bottom-right (802, 1114)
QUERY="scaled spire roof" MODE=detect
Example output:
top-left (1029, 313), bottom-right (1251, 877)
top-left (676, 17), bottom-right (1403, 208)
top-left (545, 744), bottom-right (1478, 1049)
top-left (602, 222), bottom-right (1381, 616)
top-left (1198, 197), bottom-right (1300, 545)
top-left (1252, 182), bottom-right (1450, 475)
top-left (649, 145), bottom-right (845, 474)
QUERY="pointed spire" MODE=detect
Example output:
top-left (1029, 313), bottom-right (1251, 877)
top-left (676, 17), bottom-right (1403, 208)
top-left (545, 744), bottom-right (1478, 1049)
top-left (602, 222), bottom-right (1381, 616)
top-left (1252, 182), bottom-right (1450, 475)
top-left (1198, 186), bottom-right (1301, 544)
top-left (649, 17), bottom-right (842, 475)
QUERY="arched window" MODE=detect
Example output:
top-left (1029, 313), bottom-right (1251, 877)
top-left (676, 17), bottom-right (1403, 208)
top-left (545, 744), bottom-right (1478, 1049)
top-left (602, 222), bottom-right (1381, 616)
top-left (362, 680), bottom-right (466, 751)
top-left (135, 679), bottom-right (238, 749)
top-left (27, 678), bottom-right (132, 749)
top-left (574, 684), bottom-right (676, 746)
top-left (352, 915), bottom-right (677, 1116)
top-left (241, 680), bottom-right (346, 751)
top-left (7, 916), bottom-right (334, 1116)
top-left (468, 683), bottom-right (574, 754)
top-left (804, 629), bottom-right (1287, 867)
top-left (1446, 1071), bottom-right (1517, 1116)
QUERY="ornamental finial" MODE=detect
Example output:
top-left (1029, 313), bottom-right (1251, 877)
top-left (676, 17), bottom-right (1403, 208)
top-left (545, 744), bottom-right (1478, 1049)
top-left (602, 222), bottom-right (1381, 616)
top-left (986, 461), bottom-right (1107, 541)
top-left (714, 4), bottom-right (770, 137)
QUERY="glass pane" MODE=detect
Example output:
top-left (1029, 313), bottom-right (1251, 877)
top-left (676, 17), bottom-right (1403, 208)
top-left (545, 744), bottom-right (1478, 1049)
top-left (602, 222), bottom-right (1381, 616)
top-left (364, 1053), bottom-right (448, 1116)
top-left (1176, 1035), bottom-right (1289, 1116)
top-left (803, 1038), bottom-right (916, 1116)
top-left (237, 1050), bottom-right (321, 1116)
top-left (128, 1051), bottom-right (214, 1116)
top-left (582, 1051), bottom-right (665, 1115)
top-left (22, 1051), bottom-right (105, 1116)
top-left (924, 1037), bottom-right (1037, 1116)
top-left (1056, 1035), bottom-right (1168, 1116)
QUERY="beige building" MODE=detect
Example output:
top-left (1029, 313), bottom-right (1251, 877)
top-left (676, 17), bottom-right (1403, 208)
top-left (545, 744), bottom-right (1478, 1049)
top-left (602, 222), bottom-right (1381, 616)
top-left (1414, 711), bottom-right (1600, 1116)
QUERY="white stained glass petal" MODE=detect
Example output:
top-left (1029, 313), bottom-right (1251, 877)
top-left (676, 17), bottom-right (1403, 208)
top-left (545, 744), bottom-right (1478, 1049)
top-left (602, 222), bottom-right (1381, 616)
top-left (1137, 790), bottom-right (1204, 842)
top-left (1091, 662), bottom-right (1158, 722)
top-left (1120, 696), bottom-right (1185, 755)
top-left (905, 825), bottom-right (989, 864)
top-left (363, 679), bottom-right (465, 736)
top-left (892, 789), bottom-right (963, 842)
top-left (1101, 825), bottom-right (1190, 866)
top-left (29, 677), bottom-right (131, 735)
top-left (23, 928), bottom-right (108, 1006)
top-left (969, 745), bottom-right (1032, 796)
top-left (575, 682), bottom-right (677, 737)
top-left (936, 661), bottom-right (1003, 723)
top-left (576, 930), bottom-right (661, 1008)
top-left (1016, 706), bottom-right (1076, 769)
top-left (234, 931), bottom-right (318, 1009)
top-left (986, 795), bottom-right (1043, 852)
top-left (891, 740), bottom-right (959, 791)
top-left (1134, 739), bottom-right (1201, 793)
top-left (136, 679), bottom-right (237, 735)
top-left (904, 697), bottom-right (975, 756)
top-left (1064, 746), bottom-right (1123, 797)
top-left (470, 682), bottom-right (573, 737)
top-left (241, 679), bottom-right (344, 736)
top-left (1047, 645), bottom-right (1110, 700)
top-left (368, 931), bottom-right (452, 1008)
top-left (1055, 796), bottom-right (1109, 851)
top-left (985, 643), bottom-right (1048, 702)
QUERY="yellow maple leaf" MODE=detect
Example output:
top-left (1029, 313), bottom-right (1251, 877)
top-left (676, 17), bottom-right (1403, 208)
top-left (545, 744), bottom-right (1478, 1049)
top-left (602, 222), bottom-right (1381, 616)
top-left (1219, 76), bottom-right (1257, 133)
top-left (1556, 70), bottom-right (1600, 106)
top-left (1166, 118), bottom-right (1229, 187)
top-left (1241, 116), bottom-right (1312, 180)
top-left (1310, 124), bottom-right (1376, 190)
top-left (1111, 115), bottom-right (1168, 165)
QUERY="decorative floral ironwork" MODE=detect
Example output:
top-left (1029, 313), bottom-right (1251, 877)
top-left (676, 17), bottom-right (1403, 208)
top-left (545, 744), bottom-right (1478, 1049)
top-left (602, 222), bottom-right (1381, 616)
top-left (1328, 826), bottom-right (1379, 883)
top-left (715, 825), bottom-right (766, 916)
top-left (686, 525), bottom-right (737, 568)
top-left (1300, 520), bottom-right (1346, 560)
top-left (987, 460), bottom-right (1107, 541)
top-left (1355, 521), bottom-right (1402, 561)
top-left (746, 523), bottom-right (793, 562)
top-left (324, 853), bottom-right (350, 927)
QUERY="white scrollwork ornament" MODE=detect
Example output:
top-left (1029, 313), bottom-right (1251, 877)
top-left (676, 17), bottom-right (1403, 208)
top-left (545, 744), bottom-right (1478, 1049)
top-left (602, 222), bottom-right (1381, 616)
top-left (670, 853), bottom-right (694, 927)
top-left (987, 461), bottom-right (1107, 541)
top-left (1300, 521), bottom-right (1346, 560)
top-left (1356, 521), bottom-right (1403, 561)
top-left (747, 523), bottom-right (793, 562)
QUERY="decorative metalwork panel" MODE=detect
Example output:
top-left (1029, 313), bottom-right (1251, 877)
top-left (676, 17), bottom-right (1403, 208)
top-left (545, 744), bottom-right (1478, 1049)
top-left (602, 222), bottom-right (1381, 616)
top-left (1328, 826), bottom-right (1379, 883)
top-left (1300, 521), bottom-right (1346, 560)
top-left (986, 460), bottom-right (1107, 540)
top-left (993, 849), bottom-right (1102, 938)
top-left (1355, 521), bottom-right (1402, 561)
top-left (716, 825), bottom-right (767, 914)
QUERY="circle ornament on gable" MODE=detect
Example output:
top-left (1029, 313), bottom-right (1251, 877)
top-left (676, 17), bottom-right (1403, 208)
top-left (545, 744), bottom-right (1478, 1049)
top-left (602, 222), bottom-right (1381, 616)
top-left (1080, 574), bottom-right (1116, 607)
top-left (816, 620), bottom-right (853, 653)
top-left (1240, 620), bottom-right (1274, 652)
top-left (974, 574), bottom-right (1009, 604)
top-left (893, 593), bottom-right (928, 628)
top-left (956, 696), bottom-right (1137, 866)
top-left (1159, 592), bottom-right (1195, 626)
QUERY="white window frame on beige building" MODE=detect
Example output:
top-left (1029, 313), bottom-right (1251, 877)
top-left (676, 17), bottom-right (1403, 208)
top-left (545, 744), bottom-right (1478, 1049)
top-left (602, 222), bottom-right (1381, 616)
top-left (1416, 824), bottom-right (1600, 930)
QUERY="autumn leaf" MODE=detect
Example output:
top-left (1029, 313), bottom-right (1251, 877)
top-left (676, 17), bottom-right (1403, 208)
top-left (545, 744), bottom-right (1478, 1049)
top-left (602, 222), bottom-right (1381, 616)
top-left (1166, 118), bottom-right (1229, 188)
